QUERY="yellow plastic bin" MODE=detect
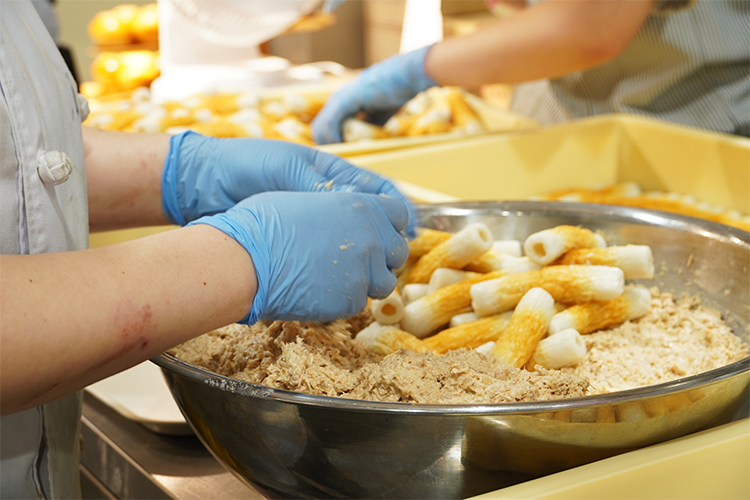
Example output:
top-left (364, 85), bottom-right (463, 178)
top-left (350, 114), bottom-right (750, 216)
top-left (469, 418), bottom-right (749, 500)
top-left (90, 115), bottom-right (748, 246)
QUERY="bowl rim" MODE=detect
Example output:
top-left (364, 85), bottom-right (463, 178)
top-left (153, 200), bottom-right (750, 415)
top-left (414, 200), bottom-right (749, 242)
top-left (152, 352), bottom-right (750, 415)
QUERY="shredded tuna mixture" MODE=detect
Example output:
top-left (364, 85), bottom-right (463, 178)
top-left (170, 290), bottom-right (748, 404)
top-left (560, 288), bottom-right (748, 394)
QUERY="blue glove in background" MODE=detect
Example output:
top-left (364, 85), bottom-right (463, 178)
top-left (311, 45), bottom-right (438, 145)
top-left (189, 191), bottom-right (409, 324)
top-left (162, 131), bottom-right (419, 237)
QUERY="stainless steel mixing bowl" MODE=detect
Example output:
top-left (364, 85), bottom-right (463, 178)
top-left (153, 201), bottom-right (750, 499)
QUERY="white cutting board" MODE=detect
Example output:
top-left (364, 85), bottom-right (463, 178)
top-left (86, 361), bottom-right (192, 435)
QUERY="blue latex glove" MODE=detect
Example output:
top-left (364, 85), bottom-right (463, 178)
top-left (190, 191), bottom-right (409, 324)
top-left (162, 131), bottom-right (418, 237)
top-left (311, 45), bottom-right (438, 145)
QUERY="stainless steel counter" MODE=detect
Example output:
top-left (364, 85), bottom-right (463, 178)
top-left (81, 384), bottom-right (750, 500)
top-left (80, 392), bottom-right (278, 500)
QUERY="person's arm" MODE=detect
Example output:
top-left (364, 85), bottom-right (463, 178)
top-left (311, 0), bottom-right (655, 144)
top-left (83, 126), bottom-right (420, 237)
top-left (0, 128), bottom-right (411, 414)
top-left (0, 224), bottom-right (255, 415)
top-left (1, 189), bottom-right (409, 414)
top-left (426, 0), bottom-right (657, 90)
top-left (83, 126), bottom-right (172, 231)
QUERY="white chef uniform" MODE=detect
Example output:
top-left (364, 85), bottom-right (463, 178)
top-left (1, 1), bottom-right (90, 498)
top-left (511, 0), bottom-right (750, 136)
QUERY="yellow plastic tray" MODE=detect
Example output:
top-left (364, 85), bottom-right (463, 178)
top-left (469, 418), bottom-right (749, 500)
top-left (351, 114), bottom-right (750, 215)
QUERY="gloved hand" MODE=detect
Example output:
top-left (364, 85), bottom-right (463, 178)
top-left (311, 45), bottom-right (438, 145)
top-left (162, 131), bottom-right (418, 237)
top-left (190, 191), bottom-right (409, 324)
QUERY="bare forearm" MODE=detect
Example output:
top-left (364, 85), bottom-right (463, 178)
top-left (0, 224), bottom-right (254, 414)
top-left (426, 0), bottom-right (656, 90)
top-left (83, 126), bottom-right (172, 231)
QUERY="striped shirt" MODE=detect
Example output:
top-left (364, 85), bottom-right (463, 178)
top-left (510, 0), bottom-right (750, 136)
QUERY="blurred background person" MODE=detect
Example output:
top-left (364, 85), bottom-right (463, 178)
top-left (313, 0), bottom-right (750, 143)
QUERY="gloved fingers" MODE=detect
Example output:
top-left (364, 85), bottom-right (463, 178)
top-left (267, 149), bottom-right (350, 193)
top-left (385, 191), bottom-right (419, 241)
top-left (310, 84), bottom-right (364, 145)
top-left (362, 194), bottom-right (410, 273)
top-left (310, 104), bottom-right (347, 145)
top-left (328, 183), bottom-right (359, 193)
top-left (367, 265), bottom-right (398, 300)
top-left (366, 193), bottom-right (409, 235)
top-left (377, 187), bottom-right (420, 241)
top-left (311, 151), bottom-right (384, 191)
top-left (212, 138), bottom-right (351, 197)
top-left (385, 230), bottom-right (410, 271)
top-left (195, 191), bottom-right (411, 324)
top-left (379, 213), bottom-right (410, 272)
top-left (336, 285), bottom-right (370, 320)
top-left (312, 45), bottom-right (437, 146)
top-left (312, 153), bottom-right (420, 238)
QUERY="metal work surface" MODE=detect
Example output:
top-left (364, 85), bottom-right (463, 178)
top-left (81, 393), bottom-right (275, 500)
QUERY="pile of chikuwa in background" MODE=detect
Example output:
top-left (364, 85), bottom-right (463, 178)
top-left (81, 86), bottom-right (488, 146)
top-left (534, 182), bottom-right (750, 232)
